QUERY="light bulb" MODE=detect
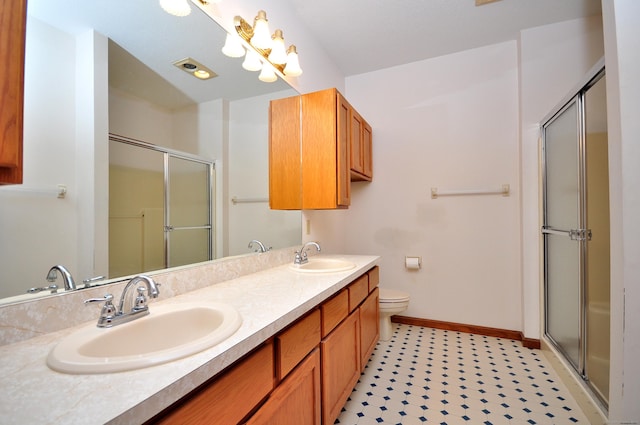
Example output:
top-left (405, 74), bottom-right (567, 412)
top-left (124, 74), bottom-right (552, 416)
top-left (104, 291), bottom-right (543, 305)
top-left (250, 10), bottom-right (272, 50)
top-left (242, 49), bottom-right (262, 72)
top-left (268, 29), bottom-right (287, 65)
top-left (283, 45), bottom-right (302, 77)
top-left (258, 64), bottom-right (277, 82)
top-left (222, 33), bottom-right (245, 58)
top-left (194, 70), bottom-right (211, 79)
top-left (159, 0), bottom-right (191, 17)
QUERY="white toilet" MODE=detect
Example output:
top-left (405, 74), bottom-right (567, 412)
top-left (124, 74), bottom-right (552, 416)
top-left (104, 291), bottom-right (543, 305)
top-left (379, 288), bottom-right (410, 341)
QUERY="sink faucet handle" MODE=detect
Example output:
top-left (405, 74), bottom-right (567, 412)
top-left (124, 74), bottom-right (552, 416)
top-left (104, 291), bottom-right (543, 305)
top-left (133, 286), bottom-right (148, 312)
top-left (84, 294), bottom-right (116, 327)
top-left (84, 293), bottom-right (114, 305)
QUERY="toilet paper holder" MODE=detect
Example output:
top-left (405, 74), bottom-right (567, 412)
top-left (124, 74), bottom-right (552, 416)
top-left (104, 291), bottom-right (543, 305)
top-left (405, 256), bottom-right (422, 270)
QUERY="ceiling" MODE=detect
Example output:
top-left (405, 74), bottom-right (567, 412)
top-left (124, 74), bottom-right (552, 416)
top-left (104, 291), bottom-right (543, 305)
top-left (286, 0), bottom-right (603, 76)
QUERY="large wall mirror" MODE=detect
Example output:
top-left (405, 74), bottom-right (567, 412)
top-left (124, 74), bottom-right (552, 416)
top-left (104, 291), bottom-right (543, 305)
top-left (0, 0), bottom-right (302, 304)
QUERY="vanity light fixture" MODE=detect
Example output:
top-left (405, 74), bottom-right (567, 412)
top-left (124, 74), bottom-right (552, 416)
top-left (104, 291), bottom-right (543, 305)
top-left (173, 57), bottom-right (217, 80)
top-left (283, 45), bottom-right (302, 77)
top-left (258, 65), bottom-right (277, 83)
top-left (160, 0), bottom-right (214, 17)
top-left (242, 49), bottom-right (263, 72)
top-left (268, 29), bottom-right (287, 65)
top-left (159, 0), bottom-right (192, 17)
top-left (221, 33), bottom-right (245, 58)
top-left (221, 10), bottom-right (303, 82)
top-left (249, 10), bottom-right (273, 50)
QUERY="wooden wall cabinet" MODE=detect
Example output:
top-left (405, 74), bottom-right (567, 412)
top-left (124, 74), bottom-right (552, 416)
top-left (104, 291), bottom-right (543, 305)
top-left (269, 88), bottom-right (372, 210)
top-left (0, 0), bottom-right (27, 185)
top-left (349, 109), bottom-right (373, 182)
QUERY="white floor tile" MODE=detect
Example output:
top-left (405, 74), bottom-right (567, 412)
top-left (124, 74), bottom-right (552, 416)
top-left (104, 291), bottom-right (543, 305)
top-left (336, 324), bottom-right (590, 425)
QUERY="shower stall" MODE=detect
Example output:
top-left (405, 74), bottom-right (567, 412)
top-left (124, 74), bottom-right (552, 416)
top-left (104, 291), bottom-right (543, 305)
top-left (108, 135), bottom-right (214, 277)
top-left (541, 61), bottom-right (609, 408)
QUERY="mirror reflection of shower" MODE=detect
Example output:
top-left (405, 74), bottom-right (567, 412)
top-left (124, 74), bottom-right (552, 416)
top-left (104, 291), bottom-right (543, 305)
top-left (109, 136), bottom-right (214, 277)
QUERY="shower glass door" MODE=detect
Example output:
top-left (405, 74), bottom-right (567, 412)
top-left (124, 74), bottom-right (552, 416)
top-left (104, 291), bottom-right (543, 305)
top-left (542, 100), bottom-right (583, 371)
top-left (165, 155), bottom-right (213, 268)
top-left (542, 65), bottom-right (609, 407)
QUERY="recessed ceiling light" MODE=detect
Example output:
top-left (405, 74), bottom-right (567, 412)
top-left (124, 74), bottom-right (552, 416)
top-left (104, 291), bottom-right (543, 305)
top-left (172, 58), bottom-right (217, 80)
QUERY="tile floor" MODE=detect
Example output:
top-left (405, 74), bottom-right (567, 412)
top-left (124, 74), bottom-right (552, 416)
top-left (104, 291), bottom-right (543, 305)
top-left (336, 323), bottom-right (589, 425)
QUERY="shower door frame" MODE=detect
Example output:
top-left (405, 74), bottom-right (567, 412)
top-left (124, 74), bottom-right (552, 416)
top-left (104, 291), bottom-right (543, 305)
top-left (540, 59), bottom-right (608, 408)
top-left (109, 134), bottom-right (215, 267)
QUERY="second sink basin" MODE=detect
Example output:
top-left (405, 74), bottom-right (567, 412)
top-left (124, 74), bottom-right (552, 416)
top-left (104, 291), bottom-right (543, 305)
top-left (47, 301), bottom-right (242, 374)
top-left (289, 257), bottom-right (356, 273)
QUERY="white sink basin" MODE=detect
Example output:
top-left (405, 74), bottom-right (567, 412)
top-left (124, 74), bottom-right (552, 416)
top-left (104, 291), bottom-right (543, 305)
top-left (47, 302), bottom-right (242, 374)
top-left (289, 257), bottom-right (356, 273)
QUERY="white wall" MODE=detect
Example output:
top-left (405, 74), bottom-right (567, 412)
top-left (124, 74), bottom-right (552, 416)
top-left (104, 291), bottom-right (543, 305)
top-left (0, 18), bottom-right (81, 297)
top-left (519, 16), bottom-right (604, 339)
top-left (602, 1), bottom-right (640, 421)
top-left (307, 42), bottom-right (522, 331)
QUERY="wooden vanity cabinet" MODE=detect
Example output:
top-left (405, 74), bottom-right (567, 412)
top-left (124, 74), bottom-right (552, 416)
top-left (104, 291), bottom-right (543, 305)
top-left (148, 266), bottom-right (380, 425)
top-left (246, 349), bottom-right (322, 425)
top-left (269, 88), bottom-right (372, 210)
top-left (320, 266), bottom-right (380, 425)
top-left (0, 0), bottom-right (27, 185)
top-left (151, 342), bottom-right (275, 425)
top-left (359, 287), bottom-right (379, 371)
top-left (321, 308), bottom-right (361, 425)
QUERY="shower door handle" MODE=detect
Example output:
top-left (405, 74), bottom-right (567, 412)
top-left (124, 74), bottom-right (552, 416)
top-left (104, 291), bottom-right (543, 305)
top-left (542, 227), bottom-right (592, 241)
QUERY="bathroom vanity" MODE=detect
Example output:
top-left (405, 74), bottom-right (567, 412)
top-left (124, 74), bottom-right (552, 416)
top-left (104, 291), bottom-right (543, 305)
top-left (0, 255), bottom-right (380, 424)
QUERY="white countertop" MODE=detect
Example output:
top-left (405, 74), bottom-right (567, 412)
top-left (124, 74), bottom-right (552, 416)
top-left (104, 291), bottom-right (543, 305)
top-left (0, 255), bottom-right (379, 425)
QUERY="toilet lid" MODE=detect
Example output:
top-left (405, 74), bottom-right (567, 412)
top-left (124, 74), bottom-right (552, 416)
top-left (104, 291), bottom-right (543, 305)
top-left (379, 288), bottom-right (410, 302)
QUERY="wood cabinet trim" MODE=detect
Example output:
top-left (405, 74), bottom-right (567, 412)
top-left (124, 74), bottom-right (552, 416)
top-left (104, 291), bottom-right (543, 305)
top-left (0, 0), bottom-right (27, 184)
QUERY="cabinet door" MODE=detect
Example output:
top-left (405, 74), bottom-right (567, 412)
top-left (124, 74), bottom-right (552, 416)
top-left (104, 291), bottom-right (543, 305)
top-left (276, 309), bottom-right (321, 380)
top-left (152, 342), bottom-right (274, 425)
top-left (362, 120), bottom-right (373, 179)
top-left (321, 310), bottom-right (361, 425)
top-left (269, 95), bottom-right (302, 209)
top-left (349, 109), bottom-right (364, 175)
top-left (360, 287), bottom-right (379, 371)
top-left (246, 349), bottom-right (321, 425)
top-left (336, 93), bottom-right (351, 207)
top-left (0, 0), bottom-right (27, 184)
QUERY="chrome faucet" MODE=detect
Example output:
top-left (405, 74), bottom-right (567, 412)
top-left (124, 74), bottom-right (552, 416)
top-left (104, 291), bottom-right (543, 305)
top-left (248, 239), bottom-right (271, 253)
top-left (294, 241), bottom-right (321, 265)
top-left (46, 265), bottom-right (77, 290)
top-left (85, 275), bottom-right (160, 328)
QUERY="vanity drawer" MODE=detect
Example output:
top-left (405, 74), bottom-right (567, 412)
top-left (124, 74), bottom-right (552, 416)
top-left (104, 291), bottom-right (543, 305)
top-left (276, 309), bottom-right (321, 380)
top-left (368, 266), bottom-right (379, 292)
top-left (348, 274), bottom-right (369, 312)
top-left (321, 290), bottom-right (349, 338)
top-left (153, 342), bottom-right (274, 425)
